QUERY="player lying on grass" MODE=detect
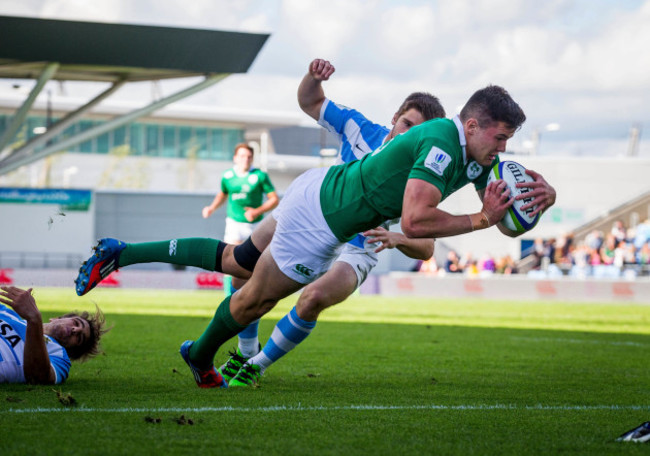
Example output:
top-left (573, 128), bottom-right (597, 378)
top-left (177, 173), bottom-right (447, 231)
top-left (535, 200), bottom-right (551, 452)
top-left (0, 286), bottom-right (108, 384)
top-left (76, 84), bottom-right (555, 388)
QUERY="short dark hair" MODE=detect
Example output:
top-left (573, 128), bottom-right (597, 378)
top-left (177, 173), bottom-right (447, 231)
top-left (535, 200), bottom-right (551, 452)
top-left (233, 143), bottom-right (254, 157)
top-left (396, 92), bottom-right (446, 121)
top-left (60, 305), bottom-right (110, 362)
top-left (459, 85), bottom-right (526, 130)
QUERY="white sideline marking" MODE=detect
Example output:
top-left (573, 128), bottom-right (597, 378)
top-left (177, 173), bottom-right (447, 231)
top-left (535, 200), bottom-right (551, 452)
top-left (5, 404), bottom-right (650, 414)
top-left (511, 336), bottom-right (648, 347)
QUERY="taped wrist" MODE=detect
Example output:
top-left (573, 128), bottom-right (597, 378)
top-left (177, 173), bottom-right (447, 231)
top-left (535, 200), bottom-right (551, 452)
top-left (233, 237), bottom-right (262, 272)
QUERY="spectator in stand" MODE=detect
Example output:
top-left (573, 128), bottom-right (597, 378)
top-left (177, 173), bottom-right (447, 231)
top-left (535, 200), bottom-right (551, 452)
top-left (543, 238), bottom-right (556, 266)
top-left (623, 242), bottom-right (638, 266)
top-left (480, 254), bottom-right (496, 273)
top-left (611, 220), bottom-right (627, 243)
top-left (634, 219), bottom-right (650, 249)
top-left (531, 237), bottom-right (545, 270)
top-left (613, 240), bottom-right (627, 268)
top-left (495, 255), bottom-right (517, 274)
top-left (585, 229), bottom-right (604, 251)
top-left (637, 242), bottom-right (650, 266)
top-left (417, 257), bottom-right (438, 275)
top-left (600, 234), bottom-right (616, 265)
top-left (445, 251), bottom-right (462, 274)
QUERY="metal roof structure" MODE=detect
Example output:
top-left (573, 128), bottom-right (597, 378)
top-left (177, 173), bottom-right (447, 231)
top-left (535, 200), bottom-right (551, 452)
top-left (0, 15), bottom-right (269, 174)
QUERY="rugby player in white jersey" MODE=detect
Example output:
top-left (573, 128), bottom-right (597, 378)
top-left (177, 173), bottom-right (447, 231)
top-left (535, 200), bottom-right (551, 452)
top-left (0, 286), bottom-right (108, 384)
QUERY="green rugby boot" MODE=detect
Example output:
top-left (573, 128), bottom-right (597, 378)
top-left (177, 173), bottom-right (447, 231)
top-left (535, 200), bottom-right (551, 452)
top-left (228, 362), bottom-right (262, 387)
top-left (217, 348), bottom-right (248, 383)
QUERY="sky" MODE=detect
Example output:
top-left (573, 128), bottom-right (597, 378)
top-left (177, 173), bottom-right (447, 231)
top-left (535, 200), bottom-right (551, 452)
top-left (1, 0), bottom-right (649, 157)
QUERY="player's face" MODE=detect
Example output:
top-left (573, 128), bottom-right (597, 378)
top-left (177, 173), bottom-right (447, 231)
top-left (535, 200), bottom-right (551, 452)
top-left (385, 108), bottom-right (426, 141)
top-left (233, 147), bottom-right (254, 172)
top-left (466, 120), bottom-right (515, 166)
top-left (45, 316), bottom-right (91, 349)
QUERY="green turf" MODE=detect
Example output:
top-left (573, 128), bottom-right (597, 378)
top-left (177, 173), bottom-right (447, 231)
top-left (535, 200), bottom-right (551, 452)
top-left (2, 288), bottom-right (649, 455)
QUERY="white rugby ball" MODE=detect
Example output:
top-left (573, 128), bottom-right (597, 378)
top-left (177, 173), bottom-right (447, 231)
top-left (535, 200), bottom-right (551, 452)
top-left (487, 160), bottom-right (539, 233)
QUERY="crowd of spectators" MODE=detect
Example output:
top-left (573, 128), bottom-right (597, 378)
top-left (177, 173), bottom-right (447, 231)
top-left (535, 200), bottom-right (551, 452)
top-left (527, 218), bottom-right (650, 279)
top-left (415, 250), bottom-right (519, 277)
top-left (414, 218), bottom-right (650, 279)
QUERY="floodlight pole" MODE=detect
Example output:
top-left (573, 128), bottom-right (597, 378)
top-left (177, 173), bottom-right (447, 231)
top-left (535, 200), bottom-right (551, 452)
top-left (0, 62), bottom-right (59, 153)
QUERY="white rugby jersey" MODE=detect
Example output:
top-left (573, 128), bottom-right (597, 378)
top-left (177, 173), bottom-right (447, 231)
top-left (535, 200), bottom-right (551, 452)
top-left (0, 304), bottom-right (71, 384)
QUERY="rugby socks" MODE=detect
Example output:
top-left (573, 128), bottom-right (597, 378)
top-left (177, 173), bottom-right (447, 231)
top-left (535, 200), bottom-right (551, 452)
top-left (189, 295), bottom-right (247, 369)
top-left (247, 306), bottom-right (316, 372)
top-left (118, 238), bottom-right (222, 271)
top-left (238, 319), bottom-right (261, 357)
top-left (229, 282), bottom-right (260, 357)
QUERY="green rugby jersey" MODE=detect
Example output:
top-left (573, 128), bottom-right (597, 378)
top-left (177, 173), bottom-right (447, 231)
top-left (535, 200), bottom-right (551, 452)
top-left (221, 168), bottom-right (275, 223)
top-left (319, 117), bottom-right (497, 242)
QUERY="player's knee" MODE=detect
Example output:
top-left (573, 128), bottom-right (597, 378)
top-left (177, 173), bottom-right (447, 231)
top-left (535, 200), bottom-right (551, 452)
top-left (298, 285), bottom-right (329, 315)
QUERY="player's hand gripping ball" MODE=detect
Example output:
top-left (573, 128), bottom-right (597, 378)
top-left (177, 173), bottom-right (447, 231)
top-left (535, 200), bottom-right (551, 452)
top-left (487, 161), bottom-right (540, 234)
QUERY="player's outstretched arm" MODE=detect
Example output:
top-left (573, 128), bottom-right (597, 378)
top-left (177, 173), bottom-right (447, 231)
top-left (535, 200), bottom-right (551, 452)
top-left (0, 287), bottom-right (56, 384)
top-left (297, 58), bottom-right (335, 121)
top-left (363, 226), bottom-right (435, 259)
top-left (401, 179), bottom-right (512, 238)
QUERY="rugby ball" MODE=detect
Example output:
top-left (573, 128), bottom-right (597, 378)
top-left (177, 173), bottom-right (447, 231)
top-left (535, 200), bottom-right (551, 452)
top-left (487, 161), bottom-right (539, 233)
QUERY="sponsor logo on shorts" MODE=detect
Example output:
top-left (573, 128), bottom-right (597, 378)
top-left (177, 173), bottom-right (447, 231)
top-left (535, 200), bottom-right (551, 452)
top-left (293, 264), bottom-right (314, 278)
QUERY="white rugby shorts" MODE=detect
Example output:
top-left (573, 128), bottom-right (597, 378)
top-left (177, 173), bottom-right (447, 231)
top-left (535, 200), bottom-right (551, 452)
top-left (335, 243), bottom-right (379, 287)
top-left (224, 217), bottom-right (259, 244)
top-left (270, 167), bottom-right (344, 284)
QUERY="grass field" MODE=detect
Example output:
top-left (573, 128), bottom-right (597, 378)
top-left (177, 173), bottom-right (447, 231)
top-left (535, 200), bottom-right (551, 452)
top-left (2, 287), bottom-right (649, 455)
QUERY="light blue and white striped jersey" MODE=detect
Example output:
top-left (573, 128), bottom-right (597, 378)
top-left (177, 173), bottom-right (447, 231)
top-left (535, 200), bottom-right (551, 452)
top-left (319, 99), bottom-right (391, 249)
top-left (318, 99), bottom-right (390, 166)
top-left (0, 304), bottom-right (71, 384)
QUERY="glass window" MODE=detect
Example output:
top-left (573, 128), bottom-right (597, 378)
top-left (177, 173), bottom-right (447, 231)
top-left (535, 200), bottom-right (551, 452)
top-left (113, 126), bottom-right (126, 149)
top-left (145, 124), bottom-right (159, 156)
top-left (129, 124), bottom-right (143, 155)
top-left (178, 126), bottom-right (193, 157)
top-left (78, 120), bottom-right (95, 153)
top-left (161, 125), bottom-right (177, 157)
top-left (96, 132), bottom-right (109, 154)
top-left (194, 127), bottom-right (208, 158)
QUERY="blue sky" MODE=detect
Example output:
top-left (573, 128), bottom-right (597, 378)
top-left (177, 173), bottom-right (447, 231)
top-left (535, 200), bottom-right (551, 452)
top-left (1, 0), bottom-right (649, 157)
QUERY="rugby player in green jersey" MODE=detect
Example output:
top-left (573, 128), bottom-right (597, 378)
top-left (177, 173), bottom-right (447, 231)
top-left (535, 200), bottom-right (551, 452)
top-left (177, 84), bottom-right (556, 387)
top-left (201, 143), bottom-right (279, 295)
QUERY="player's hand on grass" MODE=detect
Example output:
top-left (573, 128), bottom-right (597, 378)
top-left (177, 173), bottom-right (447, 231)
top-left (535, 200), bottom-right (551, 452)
top-left (0, 286), bottom-right (41, 324)
top-left (516, 169), bottom-right (556, 217)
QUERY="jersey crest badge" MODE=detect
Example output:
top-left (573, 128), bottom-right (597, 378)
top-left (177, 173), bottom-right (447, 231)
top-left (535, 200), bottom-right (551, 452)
top-left (248, 174), bottom-right (259, 184)
top-left (466, 161), bottom-right (483, 180)
top-left (424, 147), bottom-right (452, 176)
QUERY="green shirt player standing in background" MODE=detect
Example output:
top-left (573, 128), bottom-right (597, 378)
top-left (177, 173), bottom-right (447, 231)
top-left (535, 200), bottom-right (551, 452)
top-left (202, 143), bottom-right (279, 242)
top-left (202, 143), bottom-right (279, 294)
